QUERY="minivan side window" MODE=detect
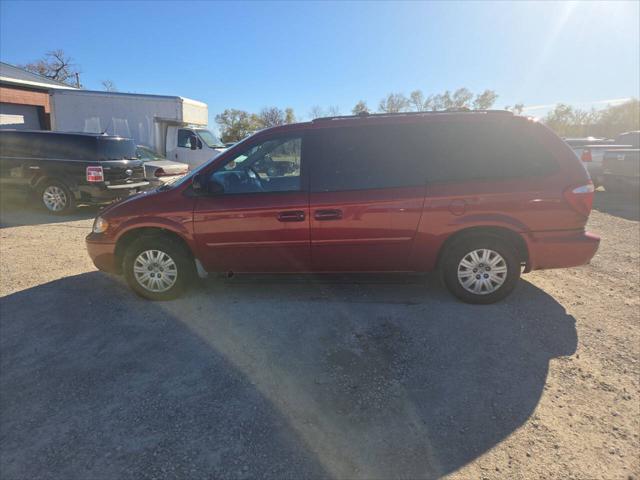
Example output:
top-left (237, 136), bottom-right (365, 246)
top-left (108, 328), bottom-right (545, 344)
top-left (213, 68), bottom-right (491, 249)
top-left (309, 121), bottom-right (558, 192)
top-left (211, 136), bottom-right (302, 194)
top-left (424, 121), bottom-right (559, 183)
top-left (309, 125), bottom-right (430, 192)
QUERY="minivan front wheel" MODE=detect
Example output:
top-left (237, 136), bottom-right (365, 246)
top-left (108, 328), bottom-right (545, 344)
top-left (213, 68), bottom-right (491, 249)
top-left (441, 235), bottom-right (520, 304)
top-left (123, 236), bottom-right (194, 300)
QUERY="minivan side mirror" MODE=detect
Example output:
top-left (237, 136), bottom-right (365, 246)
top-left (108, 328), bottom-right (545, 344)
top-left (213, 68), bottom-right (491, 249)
top-left (192, 174), bottom-right (224, 195)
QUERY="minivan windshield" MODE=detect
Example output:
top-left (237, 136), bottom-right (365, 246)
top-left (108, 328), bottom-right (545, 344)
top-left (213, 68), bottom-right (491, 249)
top-left (196, 130), bottom-right (225, 149)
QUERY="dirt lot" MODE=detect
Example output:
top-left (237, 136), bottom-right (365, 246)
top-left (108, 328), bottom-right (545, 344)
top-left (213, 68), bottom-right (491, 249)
top-left (0, 192), bottom-right (638, 480)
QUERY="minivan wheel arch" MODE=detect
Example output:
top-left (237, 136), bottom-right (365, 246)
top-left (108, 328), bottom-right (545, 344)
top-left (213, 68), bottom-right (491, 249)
top-left (437, 227), bottom-right (529, 271)
top-left (114, 227), bottom-right (195, 274)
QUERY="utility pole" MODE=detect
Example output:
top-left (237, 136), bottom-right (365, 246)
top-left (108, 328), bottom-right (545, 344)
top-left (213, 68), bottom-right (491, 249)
top-left (75, 72), bottom-right (80, 88)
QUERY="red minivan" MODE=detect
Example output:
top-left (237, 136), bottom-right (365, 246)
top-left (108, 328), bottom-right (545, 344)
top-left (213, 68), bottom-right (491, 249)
top-left (86, 111), bottom-right (600, 303)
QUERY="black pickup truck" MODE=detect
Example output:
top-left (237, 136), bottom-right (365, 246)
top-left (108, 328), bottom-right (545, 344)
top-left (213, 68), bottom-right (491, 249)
top-left (0, 130), bottom-right (150, 214)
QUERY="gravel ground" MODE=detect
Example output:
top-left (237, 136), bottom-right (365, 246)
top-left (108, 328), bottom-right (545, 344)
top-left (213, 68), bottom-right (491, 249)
top-left (0, 191), bottom-right (638, 480)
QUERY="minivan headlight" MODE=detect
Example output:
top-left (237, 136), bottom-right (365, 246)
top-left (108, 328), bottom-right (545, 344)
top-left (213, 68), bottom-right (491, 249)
top-left (92, 216), bottom-right (109, 234)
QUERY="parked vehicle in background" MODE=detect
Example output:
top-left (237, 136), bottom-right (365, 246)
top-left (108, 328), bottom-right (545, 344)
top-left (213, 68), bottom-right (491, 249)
top-left (0, 130), bottom-right (149, 214)
top-left (86, 110), bottom-right (599, 304)
top-left (602, 148), bottom-right (640, 193)
top-left (565, 134), bottom-right (635, 187)
top-left (49, 90), bottom-right (226, 170)
top-left (613, 131), bottom-right (640, 148)
top-left (135, 146), bottom-right (189, 187)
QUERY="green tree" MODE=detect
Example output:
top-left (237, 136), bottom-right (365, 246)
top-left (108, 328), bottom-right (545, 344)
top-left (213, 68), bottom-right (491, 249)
top-left (452, 88), bottom-right (473, 108)
top-left (378, 93), bottom-right (409, 113)
top-left (472, 90), bottom-right (499, 110)
top-left (352, 100), bottom-right (370, 115)
top-left (597, 99), bottom-right (639, 134)
top-left (285, 107), bottom-right (296, 124)
top-left (215, 109), bottom-right (261, 143)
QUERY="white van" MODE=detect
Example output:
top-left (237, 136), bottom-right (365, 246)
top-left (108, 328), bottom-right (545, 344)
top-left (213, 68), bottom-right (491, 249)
top-left (50, 90), bottom-right (225, 169)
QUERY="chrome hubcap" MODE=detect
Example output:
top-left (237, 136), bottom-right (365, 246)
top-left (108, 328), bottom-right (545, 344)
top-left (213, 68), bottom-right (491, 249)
top-left (42, 186), bottom-right (67, 212)
top-left (133, 250), bottom-right (178, 293)
top-left (457, 248), bottom-right (508, 295)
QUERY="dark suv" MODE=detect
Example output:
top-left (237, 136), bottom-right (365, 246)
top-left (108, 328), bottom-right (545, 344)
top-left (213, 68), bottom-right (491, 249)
top-left (86, 111), bottom-right (599, 303)
top-left (0, 130), bottom-right (149, 214)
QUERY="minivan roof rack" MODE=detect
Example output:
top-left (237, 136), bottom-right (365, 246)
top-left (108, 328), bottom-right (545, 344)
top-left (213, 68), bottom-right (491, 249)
top-left (312, 109), bottom-right (513, 122)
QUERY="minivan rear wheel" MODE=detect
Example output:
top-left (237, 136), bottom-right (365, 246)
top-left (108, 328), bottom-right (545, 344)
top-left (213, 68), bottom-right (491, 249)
top-left (39, 180), bottom-right (75, 214)
top-left (441, 235), bottom-right (520, 304)
top-left (123, 235), bottom-right (194, 300)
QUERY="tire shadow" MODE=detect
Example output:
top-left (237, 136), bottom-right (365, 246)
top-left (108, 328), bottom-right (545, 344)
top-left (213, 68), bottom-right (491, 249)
top-left (0, 193), bottom-right (100, 228)
top-left (0, 272), bottom-right (577, 479)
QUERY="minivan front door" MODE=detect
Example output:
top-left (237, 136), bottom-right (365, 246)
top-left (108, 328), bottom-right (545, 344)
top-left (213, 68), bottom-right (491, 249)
top-left (193, 135), bottom-right (310, 273)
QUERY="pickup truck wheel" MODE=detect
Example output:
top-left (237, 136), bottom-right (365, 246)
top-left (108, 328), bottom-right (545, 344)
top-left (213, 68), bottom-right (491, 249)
top-left (441, 235), bottom-right (520, 304)
top-left (39, 181), bottom-right (76, 214)
top-left (123, 236), bottom-right (194, 300)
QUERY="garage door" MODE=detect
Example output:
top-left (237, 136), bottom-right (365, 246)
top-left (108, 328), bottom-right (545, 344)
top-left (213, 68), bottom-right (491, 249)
top-left (0, 103), bottom-right (41, 130)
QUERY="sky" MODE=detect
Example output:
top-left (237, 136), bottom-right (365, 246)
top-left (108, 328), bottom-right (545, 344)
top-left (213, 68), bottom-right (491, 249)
top-left (1, 0), bottom-right (639, 131)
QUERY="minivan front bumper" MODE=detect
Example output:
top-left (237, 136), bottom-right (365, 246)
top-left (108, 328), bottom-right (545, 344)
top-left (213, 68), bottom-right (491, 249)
top-left (524, 229), bottom-right (600, 272)
top-left (86, 234), bottom-right (119, 273)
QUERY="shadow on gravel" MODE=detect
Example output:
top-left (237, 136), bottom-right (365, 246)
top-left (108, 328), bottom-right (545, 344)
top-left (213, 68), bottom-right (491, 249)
top-left (0, 194), bottom-right (99, 228)
top-left (593, 190), bottom-right (640, 221)
top-left (0, 272), bottom-right (577, 479)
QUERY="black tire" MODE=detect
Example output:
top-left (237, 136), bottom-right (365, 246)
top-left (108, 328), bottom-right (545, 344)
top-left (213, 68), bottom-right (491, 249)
top-left (123, 235), bottom-right (195, 301)
top-left (441, 234), bottom-right (521, 304)
top-left (38, 180), bottom-right (76, 215)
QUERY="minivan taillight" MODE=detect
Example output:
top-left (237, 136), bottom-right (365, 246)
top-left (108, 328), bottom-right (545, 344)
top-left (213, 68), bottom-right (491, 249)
top-left (86, 166), bottom-right (104, 182)
top-left (581, 148), bottom-right (592, 162)
top-left (563, 182), bottom-right (595, 217)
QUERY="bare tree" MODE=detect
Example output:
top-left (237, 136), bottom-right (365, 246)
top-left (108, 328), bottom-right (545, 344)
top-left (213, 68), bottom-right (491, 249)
top-left (378, 93), bottom-right (409, 113)
top-left (308, 105), bottom-right (325, 119)
top-left (259, 107), bottom-right (286, 127)
top-left (101, 80), bottom-right (118, 92)
top-left (20, 50), bottom-right (81, 87)
top-left (409, 90), bottom-right (425, 111)
top-left (327, 105), bottom-right (341, 116)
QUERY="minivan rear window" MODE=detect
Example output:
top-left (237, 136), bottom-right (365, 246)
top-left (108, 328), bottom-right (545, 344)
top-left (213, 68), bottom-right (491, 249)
top-left (425, 121), bottom-right (559, 183)
top-left (309, 120), bottom-right (558, 192)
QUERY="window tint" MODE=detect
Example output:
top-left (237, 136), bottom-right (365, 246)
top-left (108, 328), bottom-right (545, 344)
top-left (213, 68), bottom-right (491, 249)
top-left (0, 131), bottom-right (136, 160)
top-left (425, 121), bottom-right (559, 183)
top-left (309, 120), bottom-right (558, 192)
top-left (211, 136), bottom-right (302, 194)
top-left (310, 124), bottom-right (429, 192)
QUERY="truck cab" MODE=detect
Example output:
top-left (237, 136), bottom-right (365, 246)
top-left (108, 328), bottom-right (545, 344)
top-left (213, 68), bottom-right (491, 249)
top-left (165, 126), bottom-right (226, 169)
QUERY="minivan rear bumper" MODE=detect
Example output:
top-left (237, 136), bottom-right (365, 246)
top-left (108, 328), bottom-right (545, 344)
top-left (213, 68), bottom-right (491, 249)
top-left (524, 230), bottom-right (600, 271)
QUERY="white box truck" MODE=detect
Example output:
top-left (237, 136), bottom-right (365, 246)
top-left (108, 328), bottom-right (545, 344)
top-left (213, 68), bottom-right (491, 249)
top-left (49, 90), bottom-right (226, 169)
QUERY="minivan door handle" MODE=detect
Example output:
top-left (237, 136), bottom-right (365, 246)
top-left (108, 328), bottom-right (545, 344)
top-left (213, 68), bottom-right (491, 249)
top-left (314, 209), bottom-right (343, 221)
top-left (277, 210), bottom-right (306, 222)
